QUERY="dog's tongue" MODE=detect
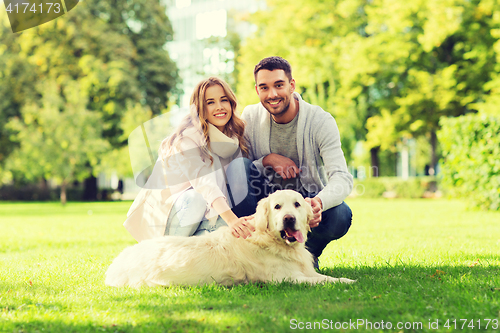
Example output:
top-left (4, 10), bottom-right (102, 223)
top-left (288, 229), bottom-right (304, 243)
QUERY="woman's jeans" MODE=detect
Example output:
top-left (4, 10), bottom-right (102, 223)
top-left (163, 189), bottom-right (228, 236)
top-left (162, 157), bottom-right (350, 257)
top-left (164, 157), bottom-right (256, 237)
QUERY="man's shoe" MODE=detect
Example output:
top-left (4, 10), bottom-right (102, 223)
top-left (313, 255), bottom-right (319, 270)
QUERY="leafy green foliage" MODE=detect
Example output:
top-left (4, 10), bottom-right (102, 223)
top-left (236, 0), bottom-right (500, 173)
top-left (354, 176), bottom-right (437, 198)
top-left (353, 178), bottom-right (387, 198)
top-left (6, 80), bottom-right (109, 204)
top-left (236, 0), bottom-right (370, 159)
top-left (438, 114), bottom-right (500, 210)
top-left (0, 0), bottom-right (179, 188)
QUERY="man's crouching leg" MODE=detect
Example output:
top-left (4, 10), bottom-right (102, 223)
top-left (305, 202), bottom-right (352, 267)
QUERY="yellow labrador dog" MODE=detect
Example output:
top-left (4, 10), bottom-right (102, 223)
top-left (105, 190), bottom-right (355, 287)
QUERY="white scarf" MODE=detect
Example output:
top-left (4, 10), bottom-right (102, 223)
top-left (207, 123), bottom-right (239, 159)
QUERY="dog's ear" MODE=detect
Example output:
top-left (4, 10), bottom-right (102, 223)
top-left (253, 196), bottom-right (270, 231)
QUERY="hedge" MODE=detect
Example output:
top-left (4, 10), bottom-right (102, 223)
top-left (438, 114), bottom-right (500, 211)
top-left (0, 185), bottom-right (115, 201)
top-left (353, 176), bottom-right (438, 199)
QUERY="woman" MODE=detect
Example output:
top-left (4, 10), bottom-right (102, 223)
top-left (124, 77), bottom-right (255, 242)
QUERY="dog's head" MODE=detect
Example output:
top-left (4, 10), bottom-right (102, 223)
top-left (254, 190), bottom-right (313, 245)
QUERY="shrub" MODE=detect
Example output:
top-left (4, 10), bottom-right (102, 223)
top-left (353, 176), bottom-right (437, 199)
top-left (0, 185), bottom-right (84, 201)
top-left (438, 114), bottom-right (500, 210)
top-left (353, 178), bottom-right (387, 198)
top-left (387, 178), bottom-right (427, 199)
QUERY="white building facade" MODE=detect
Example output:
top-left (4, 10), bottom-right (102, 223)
top-left (165, 0), bottom-right (264, 108)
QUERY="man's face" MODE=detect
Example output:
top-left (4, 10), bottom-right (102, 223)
top-left (255, 69), bottom-right (295, 119)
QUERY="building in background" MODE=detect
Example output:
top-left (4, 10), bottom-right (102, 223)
top-left (165, 0), bottom-right (264, 111)
top-left (119, 0), bottom-right (264, 199)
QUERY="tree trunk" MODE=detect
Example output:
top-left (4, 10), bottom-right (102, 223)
top-left (61, 181), bottom-right (67, 206)
top-left (429, 130), bottom-right (437, 176)
top-left (401, 142), bottom-right (409, 180)
top-left (39, 178), bottom-right (48, 190)
top-left (83, 175), bottom-right (98, 201)
top-left (370, 147), bottom-right (380, 177)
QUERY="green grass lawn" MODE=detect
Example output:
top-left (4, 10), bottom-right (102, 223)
top-left (1, 199), bottom-right (499, 332)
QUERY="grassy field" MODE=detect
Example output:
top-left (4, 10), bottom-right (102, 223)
top-left (0, 199), bottom-right (499, 332)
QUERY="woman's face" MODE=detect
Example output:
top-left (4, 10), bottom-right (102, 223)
top-left (204, 84), bottom-right (232, 132)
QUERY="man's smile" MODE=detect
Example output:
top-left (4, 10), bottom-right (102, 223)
top-left (268, 99), bottom-right (282, 107)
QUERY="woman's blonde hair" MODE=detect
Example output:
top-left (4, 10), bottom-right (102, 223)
top-left (160, 77), bottom-right (248, 165)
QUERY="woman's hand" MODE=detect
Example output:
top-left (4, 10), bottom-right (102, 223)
top-left (212, 197), bottom-right (255, 238)
top-left (229, 216), bottom-right (255, 239)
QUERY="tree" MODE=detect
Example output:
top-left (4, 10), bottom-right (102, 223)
top-left (237, 0), bottom-right (500, 177)
top-left (0, 0), bottom-right (180, 196)
top-left (6, 80), bottom-right (109, 205)
top-left (237, 0), bottom-right (371, 161)
top-left (369, 0), bottom-right (499, 174)
top-left (0, 16), bottom-right (38, 179)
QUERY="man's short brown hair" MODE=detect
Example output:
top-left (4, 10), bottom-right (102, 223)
top-left (254, 56), bottom-right (293, 82)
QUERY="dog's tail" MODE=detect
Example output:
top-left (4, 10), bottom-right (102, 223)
top-left (105, 258), bottom-right (129, 287)
top-left (104, 246), bottom-right (140, 287)
top-left (105, 241), bottom-right (167, 287)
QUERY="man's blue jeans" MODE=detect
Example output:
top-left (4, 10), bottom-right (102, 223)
top-left (232, 159), bottom-right (352, 258)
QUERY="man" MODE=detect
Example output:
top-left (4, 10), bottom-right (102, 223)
top-left (241, 56), bottom-right (353, 268)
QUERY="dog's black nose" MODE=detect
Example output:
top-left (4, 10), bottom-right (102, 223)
top-left (283, 214), bottom-right (296, 227)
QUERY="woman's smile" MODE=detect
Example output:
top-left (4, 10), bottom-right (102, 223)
top-left (205, 84), bottom-right (233, 132)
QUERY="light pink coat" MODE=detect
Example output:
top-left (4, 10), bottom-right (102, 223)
top-left (123, 127), bottom-right (235, 242)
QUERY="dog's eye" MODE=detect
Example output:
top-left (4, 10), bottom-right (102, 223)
top-left (294, 202), bottom-right (301, 208)
top-left (274, 204), bottom-right (281, 210)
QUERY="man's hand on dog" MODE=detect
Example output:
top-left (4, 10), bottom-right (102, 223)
top-left (305, 197), bottom-right (322, 228)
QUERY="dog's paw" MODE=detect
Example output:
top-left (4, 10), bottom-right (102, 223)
top-left (322, 276), bottom-right (356, 284)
